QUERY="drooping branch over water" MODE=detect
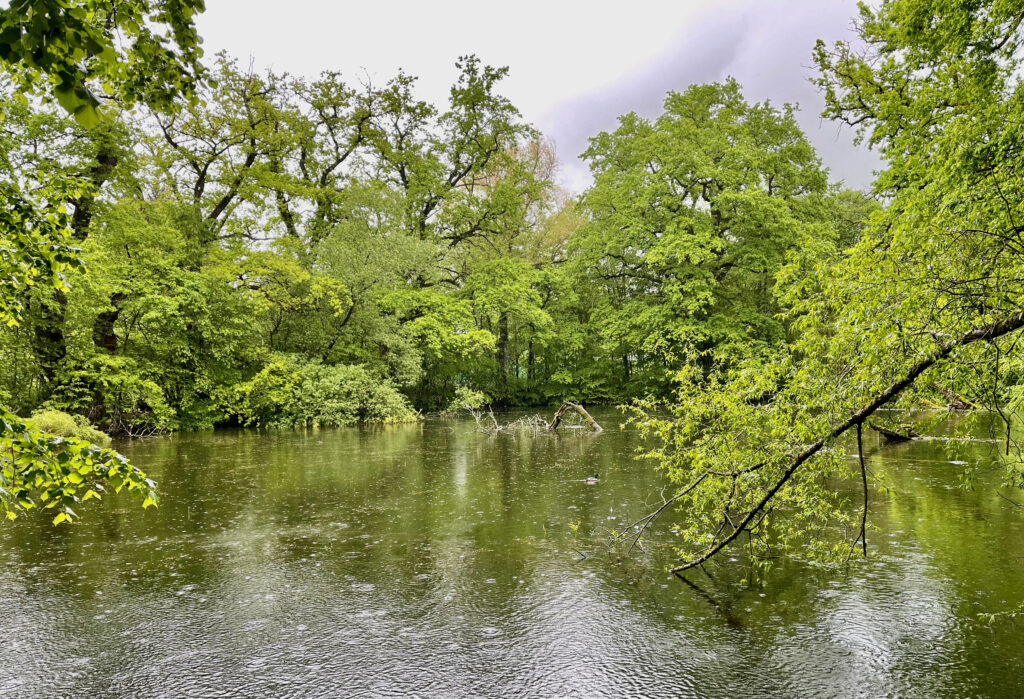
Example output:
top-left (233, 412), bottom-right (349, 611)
top-left (667, 313), bottom-right (1024, 574)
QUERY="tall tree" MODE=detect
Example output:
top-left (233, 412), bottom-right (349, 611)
top-left (575, 80), bottom-right (839, 395)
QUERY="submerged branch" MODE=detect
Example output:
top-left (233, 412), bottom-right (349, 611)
top-left (868, 421), bottom-right (920, 443)
top-left (610, 472), bottom-right (710, 553)
top-left (846, 422), bottom-right (868, 563)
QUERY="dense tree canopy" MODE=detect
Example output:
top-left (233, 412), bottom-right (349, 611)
top-left (573, 80), bottom-right (852, 394)
top-left (0, 0), bottom-right (206, 521)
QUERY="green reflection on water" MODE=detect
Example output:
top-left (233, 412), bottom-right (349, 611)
top-left (1, 410), bottom-right (1022, 698)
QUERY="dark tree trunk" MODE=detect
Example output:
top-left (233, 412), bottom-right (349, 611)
top-left (30, 291), bottom-right (69, 391)
top-left (89, 291), bottom-right (126, 428)
top-left (92, 292), bottom-right (126, 355)
top-left (497, 311), bottom-right (510, 386)
top-left (29, 143), bottom-right (118, 391)
top-left (70, 150), bottom-right (118, 241)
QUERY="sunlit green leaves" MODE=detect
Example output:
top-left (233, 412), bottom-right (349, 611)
top-left (0, 0), bottom-right (206, 121)
top-left (0, 177), bottom-right (87, 327)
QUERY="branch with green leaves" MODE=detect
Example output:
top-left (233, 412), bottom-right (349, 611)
top-left (0, 0), bottom-right (206, 127)
top-left (1, 407), bottom-right (156, 523)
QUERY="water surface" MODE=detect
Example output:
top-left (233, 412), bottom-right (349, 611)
top-left (1, 410), bottom-right (1023, 697)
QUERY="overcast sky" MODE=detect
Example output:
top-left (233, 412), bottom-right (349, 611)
top-left (196, 1), bottom-right (881, 192)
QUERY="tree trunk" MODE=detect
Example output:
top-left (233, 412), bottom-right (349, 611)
top-left (497, 311), bottom-right (510, 386)
top-left (88, 292), bottom-right (126, 428)
top-left (30, 290), bottom-right (69, 391)
top-left (92, 292), bottom-right (126, 354)
top-left (29, 142), bottom-right (118, 391)
top-left (548, 401), bottom-right (603, 433)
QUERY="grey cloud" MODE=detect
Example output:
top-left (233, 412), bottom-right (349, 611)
top-left (541, 1), bottom-right (881, 192)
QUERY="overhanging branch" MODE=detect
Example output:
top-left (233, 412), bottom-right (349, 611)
top-left (671, 312), bottom-right (1024, 574)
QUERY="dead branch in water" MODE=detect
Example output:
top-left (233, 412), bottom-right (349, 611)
top-left (935, 384), bottom-right (979, 411)
top-left (469, 401), bottom-right (604, 435)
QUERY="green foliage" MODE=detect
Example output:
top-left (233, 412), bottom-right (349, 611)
top-left (0, 0), bottom-right (203, 523)
top-left (26, 409), bottom-right (110, 447)
top-left (0, 177), bottom-right (86, 327)
top-left (220, 354), bottom-right (418, 428)
top-left (0, 54), bottom-right (869, 445)
top-left (634, 0), bottom-right (1024, 573)
top-left (0, 0), bottom-right (205, 126)
top-left (392, 291), bottom-right (497, 360)
top-left (48, 355), bottom-right (177, 436)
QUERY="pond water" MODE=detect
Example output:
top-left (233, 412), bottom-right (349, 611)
top-left (1, 409), bottom-right (1023, 698)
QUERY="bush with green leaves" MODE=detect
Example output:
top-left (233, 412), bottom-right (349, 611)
top-left (220, 355), bottom-right (419, 428)
top-left (443, 387), bottom-right (490, 416)
top-left (25, 409), bottom-right (111, 447)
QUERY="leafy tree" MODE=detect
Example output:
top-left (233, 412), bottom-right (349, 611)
top-left (0, 94), bottom-right (140, 403)
top-left (0, 168), bottom-right (158, 521)
top-left (48, 198), bottom-right (259, 432)
top-left (574, 80), bottom-right (842, 397)
top-left (0, 0), bottom-right (205, 521)
top-left (139, 56), bottom-right (547, 412)
top-left (631, 0), bottom-right (1024, 574)
top-left (145, 54), bottom-right (286, 244)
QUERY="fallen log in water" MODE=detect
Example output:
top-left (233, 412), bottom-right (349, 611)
top-left (547, 402), bottom-right (603, 433)
top-left (868, 421), bottom-right (921, 443)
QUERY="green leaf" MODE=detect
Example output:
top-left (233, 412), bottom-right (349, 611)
top-left (72, 103), bottom-right (103, 129)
